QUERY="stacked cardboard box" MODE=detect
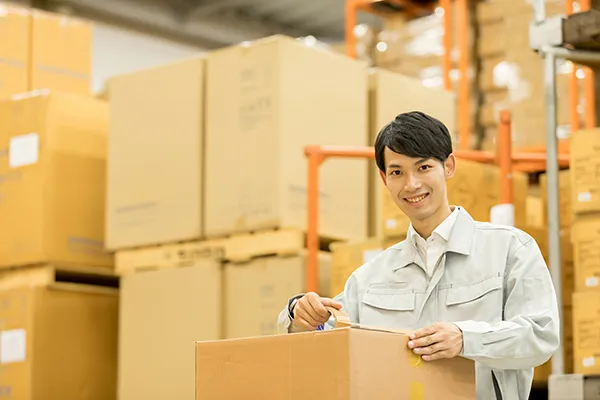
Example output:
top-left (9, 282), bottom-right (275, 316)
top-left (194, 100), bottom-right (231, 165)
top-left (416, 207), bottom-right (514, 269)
top-left (0, 4), bottom-right (92, 98)
top-left (107, 35), bottom-right (374, 399)
top-left (0, 90), bottom-right (118, 398)
top-left (569, 128), bottom-right (600, 377)
top-left (475, 0), bottom-right (581, 150)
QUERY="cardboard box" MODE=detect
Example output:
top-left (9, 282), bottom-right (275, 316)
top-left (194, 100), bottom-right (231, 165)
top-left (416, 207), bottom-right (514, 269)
top-left (571, 216), bottom-right (600, 291)
top-left (224, 254), bottom-right (313, 339)
top-left (195, 326), bottom-right (476, 399)
top-left (570, 128), bottom-right (600, 214)
top-left (118, 261), bottom-right (221, 400)
top-left (541, 170), bottom-right (572, 229)
top-left (0, 284), bottom-right (118, 399)
top-left (0, 91), bottom-right (113, 268)
top-left (549, 374), bottom-right (600, 400)
top-left (106, 57), bottom-right (205, 250)
top-left (29, 10), bottom-right (91, 95)
top-left (381, 159), bottom-right (529, 238)
top-left (368, 69), bottom-right (456, 237)
top-left (573, 292), bottom-right (600, 375)
top-left (0, 4), bottom-right (30, 97)
top-left (526, 195), bottom-right (544, 229)
top-left (330, 238), bottom-right (386, 296)
top-left (205, 35), bottom-right (369, 240)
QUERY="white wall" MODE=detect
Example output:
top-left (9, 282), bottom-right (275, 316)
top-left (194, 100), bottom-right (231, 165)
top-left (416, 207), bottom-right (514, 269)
top-left (91, 22), bottom-right (203, 94)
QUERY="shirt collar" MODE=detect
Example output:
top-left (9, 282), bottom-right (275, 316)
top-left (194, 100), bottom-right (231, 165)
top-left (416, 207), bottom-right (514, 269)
top-left (407, 206), bottom-right (460, 246)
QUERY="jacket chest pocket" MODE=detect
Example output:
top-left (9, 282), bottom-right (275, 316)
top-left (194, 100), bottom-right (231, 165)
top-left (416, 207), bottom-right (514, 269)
top-left (360, 290), bottom-right (417, 329)
top-left (443, 276), bottom-right (503, 322)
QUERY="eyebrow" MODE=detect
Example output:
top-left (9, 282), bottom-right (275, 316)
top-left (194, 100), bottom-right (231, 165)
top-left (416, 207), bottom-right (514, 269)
top-left (387, 158), bottom-right (430, 169)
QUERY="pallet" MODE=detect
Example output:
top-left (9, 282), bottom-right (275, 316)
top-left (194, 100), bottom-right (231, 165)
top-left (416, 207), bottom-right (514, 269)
top-left (115, 228), bottom-right (312, 275)
top-left (0, 265), bottom-right (119, 291)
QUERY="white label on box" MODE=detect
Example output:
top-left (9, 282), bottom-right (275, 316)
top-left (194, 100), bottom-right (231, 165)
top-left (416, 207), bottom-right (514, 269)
top-left (363, 249), bottom-right (383, 264)
top-left (385, 219), bottom-right (397, 229)
top-left (0, 329), bottom-right (26, 364)
top-left (585, 276), bottom-right (599, 287)
top-left (490, 204), bottom-right (515, 226)
top-left (583, 357), bottom-right (596, 368)
top-left (9, 133), bottom-right (39, 168)
top-left (578, 192), bottom-right (592, 202)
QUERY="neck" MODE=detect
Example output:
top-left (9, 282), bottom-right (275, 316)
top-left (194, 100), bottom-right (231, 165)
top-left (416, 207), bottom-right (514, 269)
top-left (412, 204), bottom-right (453, 239)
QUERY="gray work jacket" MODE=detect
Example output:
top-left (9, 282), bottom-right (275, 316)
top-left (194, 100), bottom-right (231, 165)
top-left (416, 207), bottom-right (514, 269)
top-left (278, 207), bottom-right (560, 400)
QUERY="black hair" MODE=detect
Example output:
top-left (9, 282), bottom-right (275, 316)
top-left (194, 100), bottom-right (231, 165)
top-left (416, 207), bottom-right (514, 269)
top-left (374, 111), bottom-right (453, 173)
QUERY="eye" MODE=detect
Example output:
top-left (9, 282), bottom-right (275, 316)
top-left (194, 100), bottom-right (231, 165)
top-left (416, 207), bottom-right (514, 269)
top-left (389, 170), bottom-right (402, 176)
top-left (419, 165), bottom-right (432, 171)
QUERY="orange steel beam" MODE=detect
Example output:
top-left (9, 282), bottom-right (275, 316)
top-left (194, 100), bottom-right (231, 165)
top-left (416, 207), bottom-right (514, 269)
top-left (456, 0), bottom-right (470, 149)
top-left (498, 110), bottom-right (513, 204)
top-left (441, 0), bottom-right (452, 91)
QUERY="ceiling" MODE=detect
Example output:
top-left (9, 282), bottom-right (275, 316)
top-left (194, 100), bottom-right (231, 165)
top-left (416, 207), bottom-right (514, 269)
top-left (20, 0), bottom-right (399, 49)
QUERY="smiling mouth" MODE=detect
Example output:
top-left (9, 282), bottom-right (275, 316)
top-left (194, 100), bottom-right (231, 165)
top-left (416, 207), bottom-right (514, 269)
top-left (404, 193), bottom-right (429, 204)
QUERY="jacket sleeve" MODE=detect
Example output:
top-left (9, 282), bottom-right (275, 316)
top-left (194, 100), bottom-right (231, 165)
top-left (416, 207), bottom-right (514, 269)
top-left (453, 236), bottom-right (561, 370)
top-left (276, 273), bottom-right (361, 333)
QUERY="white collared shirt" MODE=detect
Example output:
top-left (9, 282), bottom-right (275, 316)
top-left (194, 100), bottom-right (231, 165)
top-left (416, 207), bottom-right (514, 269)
top-left (407, 206), bottom-right (460, 279)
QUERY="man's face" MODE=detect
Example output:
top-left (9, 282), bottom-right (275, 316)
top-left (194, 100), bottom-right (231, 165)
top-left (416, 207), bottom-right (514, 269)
top-left (381, 147), bottom-right (455, 223)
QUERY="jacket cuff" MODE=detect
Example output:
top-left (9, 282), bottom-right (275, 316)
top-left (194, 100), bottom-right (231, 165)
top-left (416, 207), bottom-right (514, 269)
top-left (453, 320), bottom-right (487, 358)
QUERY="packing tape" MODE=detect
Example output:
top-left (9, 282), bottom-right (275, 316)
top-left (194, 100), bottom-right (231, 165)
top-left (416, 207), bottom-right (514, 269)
top-left (409, 382), bottom-right (425, 400)
top-left (408, 349), bottom-right (423, 368)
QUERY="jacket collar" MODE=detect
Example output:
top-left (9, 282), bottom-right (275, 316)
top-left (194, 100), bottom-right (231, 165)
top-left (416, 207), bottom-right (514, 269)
top-left (390, 207), bottom-right (475, 271)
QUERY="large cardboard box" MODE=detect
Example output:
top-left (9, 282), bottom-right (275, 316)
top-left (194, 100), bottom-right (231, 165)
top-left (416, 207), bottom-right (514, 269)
top-left (573, 292), bottom-right (600, 375)
top-left (382, 159), bottom-right (529, 238)
top-left (0, 283), bottom-right (118, 399)
top-left (205, 35), bottom-right (369, 240)
top-left (571, 216), bottom-right (600, 292)
top-left (106, 57), bottom-right (205, 250)
top-left (330, 238), bottom-right (386, 296)
top-left (195, 326), bottom-right (476, 399)
top-left (549, 374), bottom-right (600, 400)
top-left (570, 128), bottom-right (600, 215)
top-left (29, 10), bottom-right (91, 95)
top-left (0, 4), bottom-right (30, 98)
top-left (118, 262), bottom-right (221, 400)
top-left (0, 91), bottom-right (113, 268)
top-left (368, 69), bottom-right (456, 237)
top-left (224, 254), bottom-right (321, 339)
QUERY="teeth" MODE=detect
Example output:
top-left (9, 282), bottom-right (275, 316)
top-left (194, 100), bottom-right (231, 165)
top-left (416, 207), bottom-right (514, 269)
top-left (406, 194), bottom-right (427, 203)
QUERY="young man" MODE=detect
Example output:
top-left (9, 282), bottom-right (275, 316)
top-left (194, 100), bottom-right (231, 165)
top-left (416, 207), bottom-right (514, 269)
top-left (277, 112), bottom-right (560, 400)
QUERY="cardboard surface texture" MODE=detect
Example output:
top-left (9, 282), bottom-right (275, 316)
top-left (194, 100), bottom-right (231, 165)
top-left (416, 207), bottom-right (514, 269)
top-left (0, 285), bottom-right (118, 399)
top-left (570, 128), bottom-right (600, 215)
top-left (0, 91), bottom-right (113, 268)
top-left (0, 5), bottom-right (29, 97)
top-left (571, 216), bottom-right (600, 291)
top-left (573, 292), bottom-right (600, 375)
top-left (205, 35), bottom-right (369, 240)
top-left (330, 238), bottom-right (386, 296)
top-left (195, 327), bottom-right (476, 400)
top-left (106, 57), bottom-right (205, 250)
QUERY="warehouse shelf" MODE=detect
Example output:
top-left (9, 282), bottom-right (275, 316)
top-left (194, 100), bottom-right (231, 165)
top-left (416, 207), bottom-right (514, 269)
top-left (529, 0), bottom-right (600, 377)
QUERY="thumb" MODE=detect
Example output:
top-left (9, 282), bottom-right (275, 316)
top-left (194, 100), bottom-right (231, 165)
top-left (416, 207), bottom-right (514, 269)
top-left (321, 297), bottom-right (343, 310)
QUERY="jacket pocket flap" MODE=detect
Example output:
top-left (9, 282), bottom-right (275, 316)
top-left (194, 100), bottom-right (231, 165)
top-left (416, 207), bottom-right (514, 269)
top-left (446, 276), bottom-right (503, 306)
top-left (362, 292), bottom-right (416, 311)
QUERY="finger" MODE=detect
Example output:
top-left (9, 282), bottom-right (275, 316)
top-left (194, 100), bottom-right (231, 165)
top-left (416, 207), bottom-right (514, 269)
top-left (295, 307), bottom-right (321, 328)
top-left (409, 331), bottom-right (444, 349)
top-left (410, 325), bottom-right (438, 340)
top-left (307, 295), bottom-right (331, 320)
top-left (413, 341), bottom-right (449, 356)
top-left (321, 298), bottom-right (343, 310)
top-left (423, 350), bottom-right (452, 361)
top-left (295, 316), bottom-right (318, 331)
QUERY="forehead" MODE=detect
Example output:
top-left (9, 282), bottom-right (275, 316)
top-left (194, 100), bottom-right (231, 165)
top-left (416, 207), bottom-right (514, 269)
top-left (384, 147), bottom-right (425, 167)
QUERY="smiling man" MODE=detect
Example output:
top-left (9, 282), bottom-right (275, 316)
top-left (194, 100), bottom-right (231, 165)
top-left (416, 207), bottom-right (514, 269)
top-left (277, 111), bottom-right (560, 400)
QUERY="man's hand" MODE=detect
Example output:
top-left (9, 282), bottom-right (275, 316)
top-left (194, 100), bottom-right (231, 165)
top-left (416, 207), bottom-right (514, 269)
top-left (291, 292), bottom-right (343, 332)
top-left (407, 322), bottom-right (463, 361)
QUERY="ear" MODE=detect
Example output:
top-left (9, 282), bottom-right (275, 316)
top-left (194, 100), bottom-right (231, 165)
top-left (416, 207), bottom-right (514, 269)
top-left (379, 169), bottom-right (387, 185)
top-left (444, 154), bottom-right (456, 179)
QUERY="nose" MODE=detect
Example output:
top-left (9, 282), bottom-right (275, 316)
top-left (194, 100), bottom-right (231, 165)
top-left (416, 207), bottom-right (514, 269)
top-left (403, 173), bottom-right (422, 192)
